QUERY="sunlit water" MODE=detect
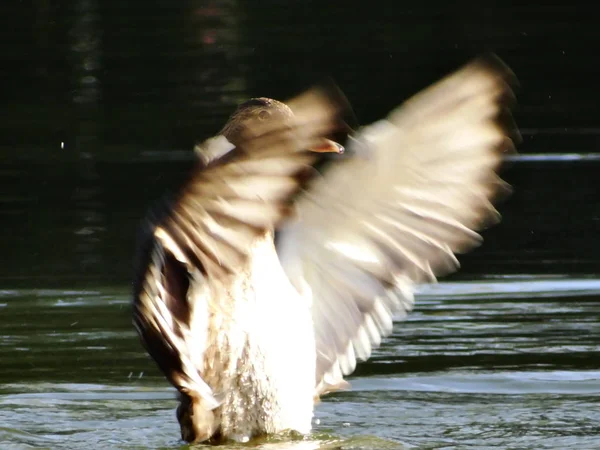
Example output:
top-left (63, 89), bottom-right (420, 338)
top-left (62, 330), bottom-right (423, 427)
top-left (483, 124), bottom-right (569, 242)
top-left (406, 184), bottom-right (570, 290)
top-left (1, 277), bottom-right (599, 449)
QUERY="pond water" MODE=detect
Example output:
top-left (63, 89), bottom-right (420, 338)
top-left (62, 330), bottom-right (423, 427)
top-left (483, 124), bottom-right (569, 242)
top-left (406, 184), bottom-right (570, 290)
top-left (3, 1), bottom-right (600, 448)
top-left (2, 277), bottom-right (599, 449)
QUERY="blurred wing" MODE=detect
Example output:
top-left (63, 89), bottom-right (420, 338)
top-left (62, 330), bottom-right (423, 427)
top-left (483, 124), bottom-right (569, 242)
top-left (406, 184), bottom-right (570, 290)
top-left (275, 56), bottom-right (519, 396)
top-left (133, 231), bottom-right (219, 407)
top-left (132, 85), bottom-right (346, 404)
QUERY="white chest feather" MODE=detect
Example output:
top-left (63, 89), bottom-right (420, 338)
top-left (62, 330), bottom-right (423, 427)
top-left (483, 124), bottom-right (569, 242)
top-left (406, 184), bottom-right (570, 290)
top-left (197, 233), bottom-right (316, 441)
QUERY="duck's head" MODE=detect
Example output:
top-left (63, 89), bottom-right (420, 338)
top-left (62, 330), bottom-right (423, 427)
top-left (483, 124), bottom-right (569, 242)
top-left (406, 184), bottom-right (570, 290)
top-left (219, 97), bottom-right (345, 154)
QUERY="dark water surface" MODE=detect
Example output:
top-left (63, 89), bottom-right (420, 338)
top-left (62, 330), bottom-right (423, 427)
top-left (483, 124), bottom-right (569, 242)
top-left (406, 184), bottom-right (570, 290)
top-left (2, 157), bottom-right (600, 283)
top-left (1, 278), bottom-right (600, 449)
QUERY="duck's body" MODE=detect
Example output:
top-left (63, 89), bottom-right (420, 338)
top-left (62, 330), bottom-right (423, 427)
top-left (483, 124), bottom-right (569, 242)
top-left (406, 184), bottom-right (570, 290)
top-left (137, 221), bottom-right (318, 442)
top-left (133, 56), bottom-right (519, 444)
top-left (196, 230), bottom-right (316, 441)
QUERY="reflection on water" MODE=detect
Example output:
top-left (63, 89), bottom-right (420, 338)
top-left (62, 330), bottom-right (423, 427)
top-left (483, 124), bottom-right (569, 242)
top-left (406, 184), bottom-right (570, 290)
top-left (1, 156), bottom-right (600, 287)
top-left (1, 278), bottom-right (599, 449)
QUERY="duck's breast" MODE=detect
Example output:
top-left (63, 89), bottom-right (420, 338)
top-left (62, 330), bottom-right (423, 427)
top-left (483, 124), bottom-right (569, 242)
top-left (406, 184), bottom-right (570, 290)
top-left (207, 234), bottom-right (316, 440)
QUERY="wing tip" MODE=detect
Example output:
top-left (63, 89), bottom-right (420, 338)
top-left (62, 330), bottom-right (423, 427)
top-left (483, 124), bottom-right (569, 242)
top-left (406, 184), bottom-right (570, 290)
top-left (312, 77), bottom-right (359, 129)
top-left (288, 78), bottom-right (356, 140)
top-left (471, 53), bottom-right (519, 89)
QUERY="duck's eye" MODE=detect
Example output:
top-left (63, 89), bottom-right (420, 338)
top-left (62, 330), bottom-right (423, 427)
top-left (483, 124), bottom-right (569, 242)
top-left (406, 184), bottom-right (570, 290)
top-left (258, 110), bottom-right (271, 121)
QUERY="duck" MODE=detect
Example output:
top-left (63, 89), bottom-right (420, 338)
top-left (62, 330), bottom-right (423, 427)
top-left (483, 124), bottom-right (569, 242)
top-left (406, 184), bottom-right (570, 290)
top-left (132, 55), bottom-right (519, 444)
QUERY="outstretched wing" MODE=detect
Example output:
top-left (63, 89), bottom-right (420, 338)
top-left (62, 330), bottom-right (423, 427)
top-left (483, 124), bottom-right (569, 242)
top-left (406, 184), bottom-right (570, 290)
top-left (132, 85), bottom-right (348, 406)
top-left (275, 56), bottom-right (519, 396)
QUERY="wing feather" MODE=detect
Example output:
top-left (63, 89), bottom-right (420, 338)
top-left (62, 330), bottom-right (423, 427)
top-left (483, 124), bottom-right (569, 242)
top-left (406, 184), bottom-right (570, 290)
top-left (275, 55), bottom-right (519, 397)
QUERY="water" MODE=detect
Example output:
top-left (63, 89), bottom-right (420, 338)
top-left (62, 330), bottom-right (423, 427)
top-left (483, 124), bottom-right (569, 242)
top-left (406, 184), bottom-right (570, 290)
top-left (1, 156), bottom-right (600, 449)
top-left (1, 277), bottom-right (599, 449)
top-left (2, 2), bottom-right (600, 448)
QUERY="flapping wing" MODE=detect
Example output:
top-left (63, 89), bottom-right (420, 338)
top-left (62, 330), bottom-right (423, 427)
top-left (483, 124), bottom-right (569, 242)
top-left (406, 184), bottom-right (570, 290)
top-left (133, 227), bottom-right (219, 407)
top-left (275, 55), bottom-right (519, 396)
top-left (132, 85), bottom-right (347, 405)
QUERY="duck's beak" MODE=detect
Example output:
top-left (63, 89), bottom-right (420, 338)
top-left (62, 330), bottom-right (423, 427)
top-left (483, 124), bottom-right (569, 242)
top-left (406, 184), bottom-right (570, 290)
top-left (308, 138), bottom-right (344, 154)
